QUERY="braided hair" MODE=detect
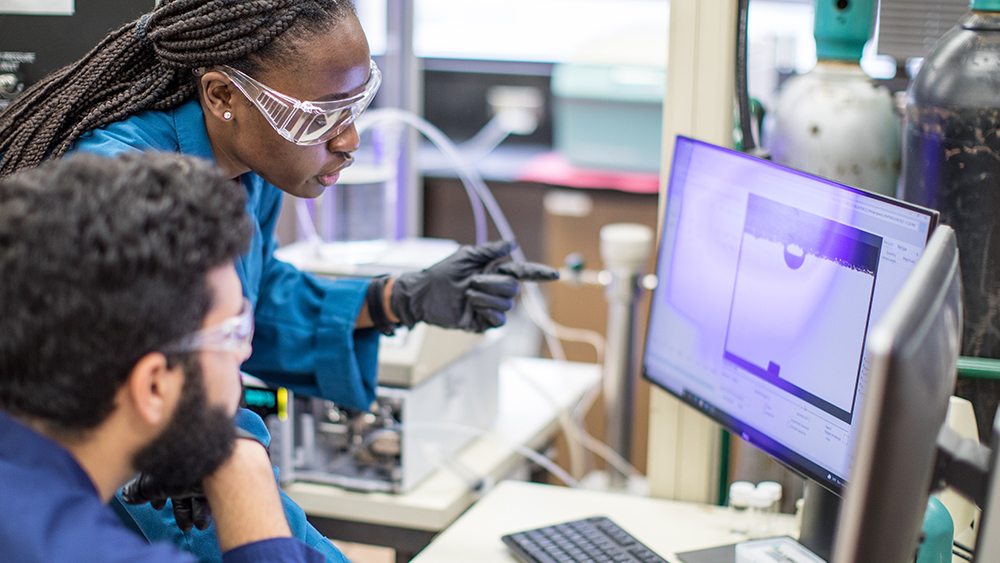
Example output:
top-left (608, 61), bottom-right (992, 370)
top-left (0, 0), bottom-right (355, 178)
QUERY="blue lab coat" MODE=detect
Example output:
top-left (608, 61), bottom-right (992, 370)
top-left (72, 98), bottom-right (381, 563)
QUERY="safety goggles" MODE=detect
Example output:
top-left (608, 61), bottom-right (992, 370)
top-left (213, 59), bottom-right (381, 146)
top-left (162, 297), bottom-right (255, 361)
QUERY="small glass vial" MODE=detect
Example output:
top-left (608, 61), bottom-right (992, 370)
top-left (748, 487), bottom-right (774, 539)
top-left (728, 481), bottom-right (755, 535)
top-left (756, 481), bottom-right (783, 534)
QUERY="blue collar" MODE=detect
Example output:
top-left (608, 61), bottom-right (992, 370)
top-left (174, 98), bottom-right (216, 162)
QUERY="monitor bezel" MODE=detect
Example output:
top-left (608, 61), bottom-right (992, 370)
top-left (641, 135), bottom-right (941, 497)
top-left (831, 225), bottom-right (961, 563)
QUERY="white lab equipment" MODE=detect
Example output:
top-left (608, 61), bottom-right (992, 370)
top-left (266, 238), bottom-right (502, 493)
top-left (263, 326), bottom-right (502, 493)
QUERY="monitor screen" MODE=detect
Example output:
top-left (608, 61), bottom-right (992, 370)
top-left (643, 136), bottom-right (939, 494)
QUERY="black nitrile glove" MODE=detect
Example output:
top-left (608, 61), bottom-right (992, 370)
top-left (390, 240), bottom-right (559, 333)
top-left (121, 474), bottom-right (211, 532)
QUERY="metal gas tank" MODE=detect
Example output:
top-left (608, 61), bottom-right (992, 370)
top-left (764, 61), bottom-right (901, 197)
top-left (901, 9), bottom-right (1000, 442)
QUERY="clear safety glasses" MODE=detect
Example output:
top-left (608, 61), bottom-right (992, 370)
top-left (214, 59), bottom-right (381, 146)
top-left (162, 297), bottom-right (255, 360)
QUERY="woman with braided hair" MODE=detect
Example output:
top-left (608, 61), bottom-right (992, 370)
top-left (0, 1), bottom-right (558, 562)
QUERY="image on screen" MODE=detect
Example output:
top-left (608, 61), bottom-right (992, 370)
top-left (724, 194), bottom-right (881, 424)
top-left (643, 136), bottom-right (937, 492)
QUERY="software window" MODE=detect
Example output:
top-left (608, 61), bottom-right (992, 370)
top-left (724, 195), bottom-right (881, 424)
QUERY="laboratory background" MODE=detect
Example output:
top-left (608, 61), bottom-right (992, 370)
top-left (4, 1), bottom-right (1000, 563)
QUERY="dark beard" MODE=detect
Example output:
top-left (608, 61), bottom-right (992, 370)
top-left (132, 356), bottom-right (237, 492)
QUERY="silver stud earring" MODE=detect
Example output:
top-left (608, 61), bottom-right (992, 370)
top-left (223, 111), bottom-right (232, 120)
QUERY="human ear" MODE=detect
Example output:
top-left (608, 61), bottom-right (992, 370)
top-left (126, 352), bottom-right (184, 428)
top-left (200, 72), bottom-right (236, 123)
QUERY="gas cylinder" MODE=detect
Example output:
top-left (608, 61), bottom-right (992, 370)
top-left (763, 0), bottom-right (900, 197)
top-left (764, 62), bottom-right (900, 196)
top-left (901, 2), bottom-right (1000, 442)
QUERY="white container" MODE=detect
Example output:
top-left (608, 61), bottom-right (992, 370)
top-left (748, 487), bottom-right (775, 539)
top-left (757, 481), bottom-right (783, 505)
top-left (729, 481), bottom-right (755, 534)
top-left (755, 481), bottom-right (783, 538)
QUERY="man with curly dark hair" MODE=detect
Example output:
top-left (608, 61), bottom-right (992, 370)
top-left (0, 151), bottom-right (324, 563)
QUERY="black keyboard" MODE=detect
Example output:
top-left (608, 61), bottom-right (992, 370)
top-left (501, 516), bottom-right (668, 563)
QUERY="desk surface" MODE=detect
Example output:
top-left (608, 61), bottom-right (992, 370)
top-left (283, 357), bottom-right (601, 532)
top-left (411, 480), bottom-right (797, 563)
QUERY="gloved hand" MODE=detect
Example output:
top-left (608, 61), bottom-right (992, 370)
top-left (390, 240), bottom-right (559, 333)
top-left (121, 473), bottom-right (211, 532)
top-left (120, 428), bottom-right (261, 533)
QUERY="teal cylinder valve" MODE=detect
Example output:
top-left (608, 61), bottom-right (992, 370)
top-left (916, 496), bottom-right (954, 563)
top-left (972, 0), bottom-right (1000, 12)
top-left (814, 0), bottom-right (877, 61)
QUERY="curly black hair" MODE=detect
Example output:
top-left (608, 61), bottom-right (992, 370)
top-left (0, 0), bottom-right (356, 177)
top-left (0, 151), bottom-right (252, 431)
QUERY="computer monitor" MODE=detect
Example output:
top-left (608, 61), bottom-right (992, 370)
top-left (831, 225), bottom-right (961, 563)
top-left (643, 136), bottom-right (939, 558)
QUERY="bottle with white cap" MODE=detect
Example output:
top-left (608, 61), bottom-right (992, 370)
top-left (728, 481), bottom-right (755, 535)
top-left (755, 481), bottom-right (783, 537)
top-left (748, 486), bottom-right (775, 539)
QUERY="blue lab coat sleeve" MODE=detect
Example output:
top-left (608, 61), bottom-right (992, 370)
top-left (237, 185), bottom-right (379, 411)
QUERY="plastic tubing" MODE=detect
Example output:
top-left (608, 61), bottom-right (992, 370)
top-left (351, 109), bottom-right (616, 478)
top-left (421, 113), bottom-right (514, 169)
top-left (508, 361), bottom-right (643, 480)
top-left (355, 108), bottom-right (572, 360)
top-left (402, 421), bottom-right (579, 488)
top-left (355, 109), bottom-right (490, 246)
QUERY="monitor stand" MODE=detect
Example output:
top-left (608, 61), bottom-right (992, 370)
top-left (798, 481), bottom-right (841, 562)
top-left (677, 481), bottom-right (839, 563)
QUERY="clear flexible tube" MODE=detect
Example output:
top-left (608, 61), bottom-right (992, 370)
top-left (300, 109), bottom-right (601, 361)
top-left (404, 421), bottom-right (579, 488)
top-left (348, 418), bottom-right (580, 488)
top-left (421, 113), bottom-right (513, 169)
top-left (509, 361), bottom-right (644, 481)
top-left (355, 109), bottom-right (490, 246)
top-left (294, 114), bottom-right (490, 246)
top-left (458, 114), bottom-right (515, 162)
top-left (356, 108), bottom-right (584, 361)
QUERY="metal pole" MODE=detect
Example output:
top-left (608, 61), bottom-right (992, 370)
top-left (383, 0), bottom-right (422, 238)
top-left (600, 224), bottom-right (653, 489)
